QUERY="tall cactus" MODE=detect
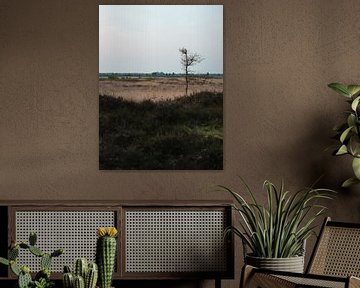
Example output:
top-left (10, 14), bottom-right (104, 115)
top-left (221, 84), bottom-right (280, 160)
top-left (96, 227), bottom-right (118, 288)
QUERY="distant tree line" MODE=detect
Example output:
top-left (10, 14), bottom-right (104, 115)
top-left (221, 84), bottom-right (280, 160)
top-left (99, 72), bottom-right (223, 79)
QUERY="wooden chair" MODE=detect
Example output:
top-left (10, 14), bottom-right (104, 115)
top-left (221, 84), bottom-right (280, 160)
top-left (241, 217), bottom-right (360, 288)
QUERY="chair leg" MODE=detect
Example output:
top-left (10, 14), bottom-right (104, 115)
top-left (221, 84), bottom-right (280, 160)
top-left (240, 265), bottom-right (255, 288)
top-left (240, 265), bottom-right (296, 288)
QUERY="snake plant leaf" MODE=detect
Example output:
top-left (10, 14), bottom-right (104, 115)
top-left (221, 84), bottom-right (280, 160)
top-left (328, 83), bottom-right (351, 97)
top-left (351, 96), bottom-right (360, 111)
top-left (221, 179), bottom-right (335, 258)
top-left (342, 177), bottom-right (360, 188)
top-left (347, 85), bottom-right (360, 97)
top-left (352, 157), bottom-right (360, 179)
top-left (336, 144), bottom-right (348, 155)
top-left (340, 126), bottom-right (353, 143)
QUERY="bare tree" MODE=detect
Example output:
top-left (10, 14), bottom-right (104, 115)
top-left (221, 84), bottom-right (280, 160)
top-left (179, 48), bottom-right (203, 96)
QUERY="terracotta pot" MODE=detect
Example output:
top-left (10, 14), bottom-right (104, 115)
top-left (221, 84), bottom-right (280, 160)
top-left (245, 254), bottom-right (304, 273)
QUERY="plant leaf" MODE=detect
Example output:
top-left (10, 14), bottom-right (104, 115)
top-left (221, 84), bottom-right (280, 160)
top-left (352, 96), bottom-right (360, 111)
top-left (347, 114), bottom-right (357, 131)
top-left (336, 145), bottom-right (348, 155)
top-left (0, 257), bottom-right (9, 266)
top-left (340, 126), bottom-right (353, 143)
top-left (342, 177), bottom-right (360, 188)
top-left (352, 157), bottom-right (360, 179)
top-left (328, 83), bottom-right (351, 97)
top-left (347, 85), bottom-right (360, 97)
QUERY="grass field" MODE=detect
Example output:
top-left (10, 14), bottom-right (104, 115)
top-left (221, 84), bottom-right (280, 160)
top-left (99, 77), bottom-right (223, 102)
top-left (99, 91), bottom-right (223, 170)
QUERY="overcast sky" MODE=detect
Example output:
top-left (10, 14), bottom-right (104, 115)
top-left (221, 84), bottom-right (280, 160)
top-left (99, 5), bottom-right (223, 74)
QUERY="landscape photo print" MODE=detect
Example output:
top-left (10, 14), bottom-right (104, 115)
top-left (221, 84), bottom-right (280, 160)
top-left (99, 5), bottom-right (223, 170)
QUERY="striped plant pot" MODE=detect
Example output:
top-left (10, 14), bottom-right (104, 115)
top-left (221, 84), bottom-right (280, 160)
top-left (245, 254), bottom-right (305, 273)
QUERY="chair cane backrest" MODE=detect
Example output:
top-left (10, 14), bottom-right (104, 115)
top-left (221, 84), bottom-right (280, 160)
top-left (307, 217), bottom-right (360, 278)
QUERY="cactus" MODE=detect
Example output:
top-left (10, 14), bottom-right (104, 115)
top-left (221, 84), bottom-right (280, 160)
top-left (10, 260), bottom-right (20, 276)
top-left (35, 268), bottom-right (50, 281)
top-left (19, 243), bottom-right (29, 249)
top-left (85, 263), bottom-right (98, 288)
top-left (64, 265), bottom-right (72, 273)
top-left (29, 232), bottom-right (37, 246)
top-left (63, 272), bottom-right (74, 288)
top-left (74, 258), bottom-right (88, 279)
top-left (41, 253), bottom-right (52, 270)
top-left (18, 270), bottom-right (32, 288)
top-left (74, 275), bottom-right (85, 288)
top-left (51, 248), bottom-right (64, 257)
top-left (0, 257), bottom-right (9, 266)
top-left (63, 260), bottom-right (98, 288)
top-left (96, 227), bottom-right (118, 288)
top-left (29, 245), bottom-right (44, 257)
top-left (9, 246), bottom-right (19, 260)
top-left (0, 232), bottom-right (63, 288)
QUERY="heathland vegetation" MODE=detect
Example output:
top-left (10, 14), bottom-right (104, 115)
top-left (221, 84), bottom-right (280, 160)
top-left (99, 91), bottom-right (223, 170)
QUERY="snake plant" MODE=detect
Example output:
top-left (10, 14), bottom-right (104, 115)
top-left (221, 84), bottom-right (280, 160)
top-left (220, 178), bottom-right (335, 258)
top-left (328, 83), bottom-right (360, 187)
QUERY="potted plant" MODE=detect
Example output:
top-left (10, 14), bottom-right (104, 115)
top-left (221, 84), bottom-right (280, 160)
top-left (328, 83), bottom-right (360, 187)
top-left (219, 178), bottom-right (334, 273)
top-left (62, 258), bottom-right (98, 288)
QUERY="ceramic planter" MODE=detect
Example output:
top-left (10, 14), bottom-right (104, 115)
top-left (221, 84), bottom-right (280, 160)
top-left (245, 254), bottom-right (304, 273)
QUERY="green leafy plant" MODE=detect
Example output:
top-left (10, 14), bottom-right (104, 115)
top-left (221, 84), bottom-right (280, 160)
top-left (0, 232), bottom-right (63, 288)
top-left (219, 179), bottom-right (334, 258)
top-left (328, 83), bottom-right (360, 187)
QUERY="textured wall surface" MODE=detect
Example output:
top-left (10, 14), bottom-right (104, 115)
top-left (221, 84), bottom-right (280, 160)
top-left (1, 0), bottom-right (360, 287)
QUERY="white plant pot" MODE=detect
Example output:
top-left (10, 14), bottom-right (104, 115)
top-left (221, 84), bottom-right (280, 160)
top-left (245, 254), bottom-right (305, 273)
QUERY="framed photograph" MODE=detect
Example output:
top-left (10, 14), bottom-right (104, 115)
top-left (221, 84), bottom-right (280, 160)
top-left (99, 5), bottom-right (223, 170)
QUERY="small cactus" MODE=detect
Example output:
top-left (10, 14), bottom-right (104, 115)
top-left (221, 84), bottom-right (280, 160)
top-left (74, 258), bottom-right (88, 279)
top-left (96, 227), bottom-right (118, 288)
top-left (63, 259), bottom-right (98, 288)
top-left (85, 263), bottom-right (98, 288)
top-left (63, 272), bottom-right (74, 288)
top-left (74, 275), bottom-right (85, 288)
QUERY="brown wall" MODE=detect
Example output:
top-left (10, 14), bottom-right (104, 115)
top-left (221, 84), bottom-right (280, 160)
top-left (1, 0), bottom-right (360, 287)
